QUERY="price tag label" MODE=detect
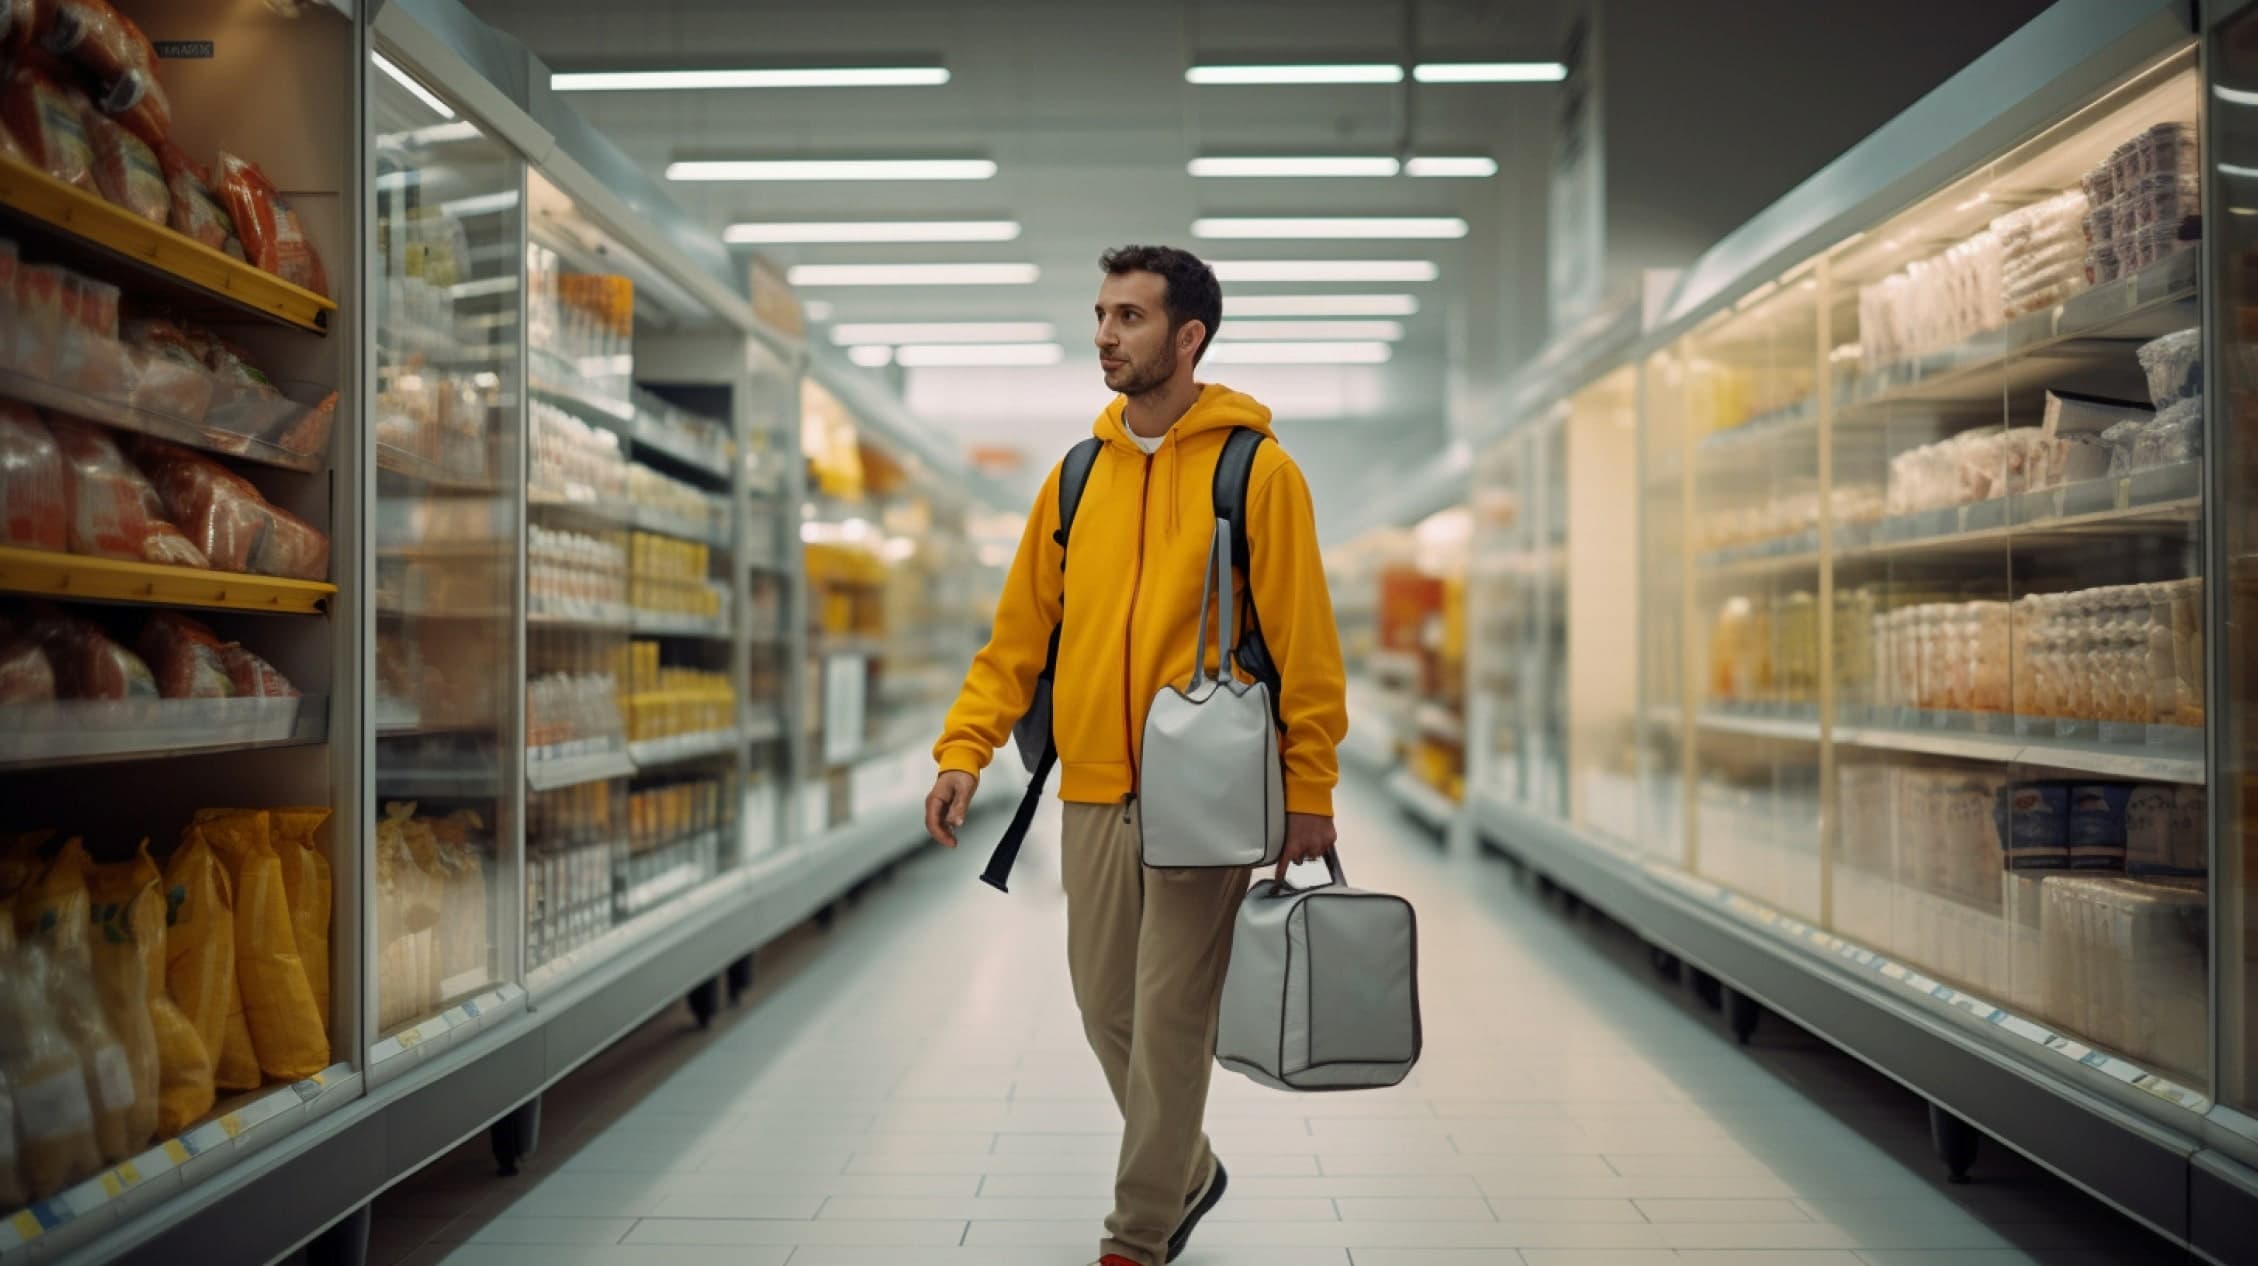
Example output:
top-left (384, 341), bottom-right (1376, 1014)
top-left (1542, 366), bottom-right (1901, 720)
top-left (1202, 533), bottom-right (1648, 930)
top-left (154, 40), bottom-right (215, 58)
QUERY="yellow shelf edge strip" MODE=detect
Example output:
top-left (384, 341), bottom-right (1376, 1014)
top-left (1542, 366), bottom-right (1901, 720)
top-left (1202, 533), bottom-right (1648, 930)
top-left (0, 547), bottom-right (335, 615)
top-left (0, 155), bottom-right (338, 333)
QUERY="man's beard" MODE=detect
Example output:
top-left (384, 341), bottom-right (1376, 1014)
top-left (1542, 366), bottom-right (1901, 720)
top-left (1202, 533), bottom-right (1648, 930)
top-left (1109, 342), bottom-right (1178, 397)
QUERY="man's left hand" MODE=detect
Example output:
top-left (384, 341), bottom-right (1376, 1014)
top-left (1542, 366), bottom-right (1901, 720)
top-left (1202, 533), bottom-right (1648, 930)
top-left (1274, 812), bottom-right (1337, 881)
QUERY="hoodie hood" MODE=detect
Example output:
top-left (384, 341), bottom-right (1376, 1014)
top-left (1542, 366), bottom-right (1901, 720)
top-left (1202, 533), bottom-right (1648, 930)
top-left (1095, 383), bottom-right (1274, 453)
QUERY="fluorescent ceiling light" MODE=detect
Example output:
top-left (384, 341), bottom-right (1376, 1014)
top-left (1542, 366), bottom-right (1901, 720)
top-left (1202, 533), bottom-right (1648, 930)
top-left (1405, 156), bottom-right (1498, 178)
top-left (1209, 260), bottom-right (1439, 282)
top-left (832, 322), bottom-right (1056, 345)
top-left (1194, 217), bottom-right (1468, 239)
top-left (788, 263), bottom-right (1040, 287)
top-left (374, 52), bottom-right (455, 119)
top-left (1218, 320), bottom-right (1405, 341)
top-left (1412, 61), bottom-right (1568, 83)
top-left (1205, 341), bottom-right (1393, 365)
top-left (847, 345), bottom-right (895, 368)
top-left (1187, 63), bottom-right (1403, 85)
top-left (439, 190), bottom-right (520, 218)
top-left (554, 67), bottom-right (948, 91)
top-left (1191, 156), bottom-right (1400, 178)
top-left (666, 159), bottom-right (996, 182)
top-left (1226, 293), bottom-right (1419, 316)
top-left (2215, 83), bottom-right (2258, 107)
top-left (895, 342), bottom-right (1065, 367)
top-left (725, 220), bottom-right (1020, 244)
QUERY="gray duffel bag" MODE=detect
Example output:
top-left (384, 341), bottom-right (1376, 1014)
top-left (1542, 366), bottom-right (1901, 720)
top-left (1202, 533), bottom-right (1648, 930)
top-left (1216, 852), bottom-right (1421, 1092)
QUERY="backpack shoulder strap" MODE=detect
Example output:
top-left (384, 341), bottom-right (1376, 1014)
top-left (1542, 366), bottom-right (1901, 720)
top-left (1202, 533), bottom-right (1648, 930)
top-left (1054, 437), bottom-right (1105, 560)
top-left (1211, 427), bottom-right (1266, 571)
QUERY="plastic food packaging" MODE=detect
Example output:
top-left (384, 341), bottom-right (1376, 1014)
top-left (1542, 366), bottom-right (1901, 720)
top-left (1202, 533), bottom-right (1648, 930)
top-left (0, 634), bottom-right (55, 701)
top-left (133, 610), bottom-right (230, 699)
top-left (133, 438), bottom-right (329, 580)
top-left (42, 1), bottom-right (169, 138)
top-left (217, 151), bottom-right (329, 297)
top-left (2137, 328), bottom-right (2201, 407)
top-left (0, 402), bottom-right (67, 551)
top-left (120, 322), bottom-right (216, 422)
top-left (56, 273), bottom-right (129, 399)
top-left (2040, 875), bottom-right (2205, 1077)
top-left (14, 834), bottom-right (90, 957)
top-left (1995, 782), bottom-right (2071, 870)
top-left (2066, 783), bottom-right (2132, 869)
top-left (90, 842), bottom-right (212, 1135)
top-left (3, 60), bottom-right (95, 191)
top-left (429, 810), bottom-right (489, 990)
top-left (162, 822), bottom-right (244, 1091)
top-left (45, 934), bottom-right (141, 1162)
top-left (28, 612), bottom-right (156, 700)
top-left (273, 389), bottom-right (336, 458)
top-left (82, 105), bottom-right (163, 223)
top-left (270, 808), bottom-right (332, 1032)
top-left (156, 143), bottom-right (244, 257)
top-left (220, 644), bottom-right (296, 699)
top-left (49, 419), bottom-right (209, 568)
top-left (0, 943), bottom-right (104, 1200)
top-left (197, 810), bottom-right (327, 1081)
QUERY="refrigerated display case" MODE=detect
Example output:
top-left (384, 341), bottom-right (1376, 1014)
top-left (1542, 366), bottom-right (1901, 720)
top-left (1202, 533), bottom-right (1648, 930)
top-left (1470, 1), bottom-right (2257, 1256)
top-left (0, 0), bottom-right (994, 1261)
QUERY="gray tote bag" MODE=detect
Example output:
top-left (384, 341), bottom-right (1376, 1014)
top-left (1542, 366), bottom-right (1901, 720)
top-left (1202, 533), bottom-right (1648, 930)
top-left (1216, 852), bottom-right (1422, 1092)
top-left (1139, 518), bottom-right (1285, 869)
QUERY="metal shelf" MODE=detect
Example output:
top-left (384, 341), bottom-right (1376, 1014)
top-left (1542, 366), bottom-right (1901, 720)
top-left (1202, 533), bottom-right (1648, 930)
top-left (0, 547), bottom-right (335, 615)
top-left (631, 612), bottom-right (733, 640)
top-left (0, 696), bottom-right (326, 770)
top-left (526, 747), bottom-right (635, 792)
top-left (628, 729), bottom-right (740, 769)
top-left (0, 156), bottom-right (337, 334)
top-left (1835, 720), bottom-right (2204, 783)
top-left (376, 443), bottom-right (503, 494)
top-left (1838, 464), bottom-right (2201, 564)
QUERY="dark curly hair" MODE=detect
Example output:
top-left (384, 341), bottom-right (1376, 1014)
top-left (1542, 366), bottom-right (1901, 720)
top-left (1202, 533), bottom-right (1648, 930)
top-left (1099, 244), bottom-right (1223, 364)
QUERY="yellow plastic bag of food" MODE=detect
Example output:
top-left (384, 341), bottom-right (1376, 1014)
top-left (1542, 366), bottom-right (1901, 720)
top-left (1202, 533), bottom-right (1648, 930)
top-left (0, 944), bottom-right (103, 1201)
top-left (164, 822), bottom-right (254, 1091)
top-left (92, 843), bottom-right (211, 1136)
top-left (271, 807), bottom-right (333, 1037)
top-left (17, 837), bottom-right (95, 965)
top-left (0, 1066), bottom-right (26, 1211)
top-left (197, 810), bottom-right (327, 1081)
top-left (1, 829), bottom-right (56, 917)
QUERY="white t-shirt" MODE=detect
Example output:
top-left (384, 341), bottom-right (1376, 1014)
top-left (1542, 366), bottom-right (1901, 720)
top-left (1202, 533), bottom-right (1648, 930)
top-left (1128, 428), bottom-right (1169, 454)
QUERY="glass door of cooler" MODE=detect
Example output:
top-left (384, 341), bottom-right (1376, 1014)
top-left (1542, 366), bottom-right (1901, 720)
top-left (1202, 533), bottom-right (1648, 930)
top-left (1639, 352), bottom-right (1692, 864)
top-left (1565, 369), bottom-right (1642, 846)
top-left (1469, 430), bottom-right (1531, 806)
top-left (740, 339), bottom-right (799, 859)
top-left (368, 51), bottom-right (525, 1049)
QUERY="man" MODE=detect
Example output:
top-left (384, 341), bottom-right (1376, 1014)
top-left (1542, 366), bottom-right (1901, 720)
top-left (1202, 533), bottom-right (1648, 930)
top-left (924, 244), bottom-right (1349, 1266)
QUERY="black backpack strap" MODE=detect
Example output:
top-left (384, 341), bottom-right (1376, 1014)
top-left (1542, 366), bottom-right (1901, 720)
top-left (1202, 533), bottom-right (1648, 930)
top-left (1211, 428), bottom-right (1283, 726)
top-left (984, 437), bottom-right (1102, 893)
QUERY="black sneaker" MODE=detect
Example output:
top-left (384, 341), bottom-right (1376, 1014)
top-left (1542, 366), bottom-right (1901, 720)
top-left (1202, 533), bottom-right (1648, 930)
top-left (1165, 1159), bottom-right (1227, 1264)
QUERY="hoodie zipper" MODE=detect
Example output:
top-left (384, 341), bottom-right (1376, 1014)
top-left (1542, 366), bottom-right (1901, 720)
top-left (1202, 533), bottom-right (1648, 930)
top-left (1121, 450), bottom-right (1156, 824)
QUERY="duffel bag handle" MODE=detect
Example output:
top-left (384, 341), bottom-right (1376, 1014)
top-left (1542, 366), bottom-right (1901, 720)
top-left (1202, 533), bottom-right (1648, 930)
top-left (1279, 849), bottom-right (1346, 890)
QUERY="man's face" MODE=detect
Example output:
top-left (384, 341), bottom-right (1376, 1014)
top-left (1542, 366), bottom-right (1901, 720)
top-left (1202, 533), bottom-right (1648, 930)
top-left (1094, 270), bottom-right (1194, 396)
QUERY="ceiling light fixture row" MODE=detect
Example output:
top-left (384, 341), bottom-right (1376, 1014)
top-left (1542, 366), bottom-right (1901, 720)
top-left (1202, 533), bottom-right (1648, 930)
top-left (1185, 62), bottom-right (1566, 85)
top-left (551, 61), bottom-right (1561, 93)
top-left (1188, 156), bottom-right (1497, 179)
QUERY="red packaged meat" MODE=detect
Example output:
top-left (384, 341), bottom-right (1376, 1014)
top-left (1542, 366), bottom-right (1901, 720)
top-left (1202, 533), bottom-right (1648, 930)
top-left (119, 318), bottom-right (213, 421)
top-left (48, 419), bottom-right (208, 567)
top-left (132, 438), bottom-right (328, 580)
top-left (12, 261), bottom-right (66, 369)
top-left (272, 390), bottom-right (335, 458)
top-left (91, 65), bottom-right (167, 146)
top-left (199, 336), bottom-right (292, 437)
top-left (156, 144), bottom-right (243, 258)
top-left (56, 272), bottom-right (128, 399)
top-left (220, 644), bottom-right (295, 699)
top-left (83, 107), bottom-right (163, 223)
top-left (41, 1), bottom-right (169, 140)
top-left (27, 612), bottom-right (156, 699)
top-left (0, 635), bottom-right (56, 702)
top-left (217, 152), bottom-right (329, 297)
top-left (2, 61), bottom-right (95, 191)
top-left (0, 402), bottom-right (66, 551)
top-left (136, 611), bottom-right (230, 699)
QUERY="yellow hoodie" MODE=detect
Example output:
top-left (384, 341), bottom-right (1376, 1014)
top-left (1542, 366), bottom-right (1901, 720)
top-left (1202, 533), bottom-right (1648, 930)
top-left (935, 384), bottom-right (1350, 816)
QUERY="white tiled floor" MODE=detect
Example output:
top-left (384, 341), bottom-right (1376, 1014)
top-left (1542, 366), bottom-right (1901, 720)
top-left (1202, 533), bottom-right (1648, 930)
top-left (369, 770), bottom-right (2186, 1266)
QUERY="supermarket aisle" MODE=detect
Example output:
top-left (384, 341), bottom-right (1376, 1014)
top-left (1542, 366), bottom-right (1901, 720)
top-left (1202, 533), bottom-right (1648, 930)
top-left (370, 771), bottom-right (2179, 1266)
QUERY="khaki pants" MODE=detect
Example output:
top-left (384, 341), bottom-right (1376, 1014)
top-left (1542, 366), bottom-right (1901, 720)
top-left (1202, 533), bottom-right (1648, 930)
top-left (1062, 801), bottom-right (1247, 1266)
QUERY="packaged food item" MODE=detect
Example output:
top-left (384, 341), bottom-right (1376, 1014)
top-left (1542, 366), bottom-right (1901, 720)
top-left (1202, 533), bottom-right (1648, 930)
top-left (430, 810), bottom-right (489, 990)
top-left (133, 437), bottom-right (330, 580)
top-left (270, 808), bottom-right (331, 1031)
top-left (217, 152), bottom-right (329, 297)
top-left (0, 942), bottom-right (104, 1200)
top-left (162, 821), bottom-right (242, 1091)
top-left (117, 315), bottom-right (212, 420)
top-left (2066, 783), bottom-right (2132, 869)
top-left (89, 841), bottom-right (211, 1135)
top-left (374, 803), bottom-right (443, 1030)
top-left (12, 260), bottom-right (67, 369)
top-left (1994, 781), bottom-right (2070, 870)
top-left (56, 275), bottom-right (129, 400)
top-left (0, 633), bottom-right (55, 701)
top-left (197, 809), bottom-right (326, 1080)
top-left (0, 401), bottom-right (68, 551)
top-left (219, 643), bottom-right (296, 699)
top-left (14, 834), bottom-right (91, 958)
top-left (2137, 328), bottom-right (2201, 408)
top-left (41, 1), bottom-right (156, 89)
top-left (0, 1064), bottom-right (23, 1213)
top-left (2, 60), bottom-right (95, 190)
top-left (27, 610), bottom-right (156, 699)
top-left (273, 389), bottom-right (337, 458)
top-left (136, 609), bottom-right (231, 698)
top-left (48, 419), bottom-right (209, 568)
top-left (82, 105), bottom-right (162, 223)
top-left (38, 946), bottom-right (136, 1162)
top-left (155, 142), bottom-right (244, 257)
top-left (0, 829), bottom-right (54, 911)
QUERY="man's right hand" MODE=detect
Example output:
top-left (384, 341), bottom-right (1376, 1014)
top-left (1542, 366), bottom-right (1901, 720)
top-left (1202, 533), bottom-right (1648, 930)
top-left (925, 770), bottom-right (978, 848)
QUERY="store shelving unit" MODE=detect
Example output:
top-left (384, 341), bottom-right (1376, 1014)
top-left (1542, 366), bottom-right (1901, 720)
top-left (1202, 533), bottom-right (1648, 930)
top-left (0, 1), bottom-right (1001, 1263)
top-left (1460, 4), bottom-right (2258, 1261)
